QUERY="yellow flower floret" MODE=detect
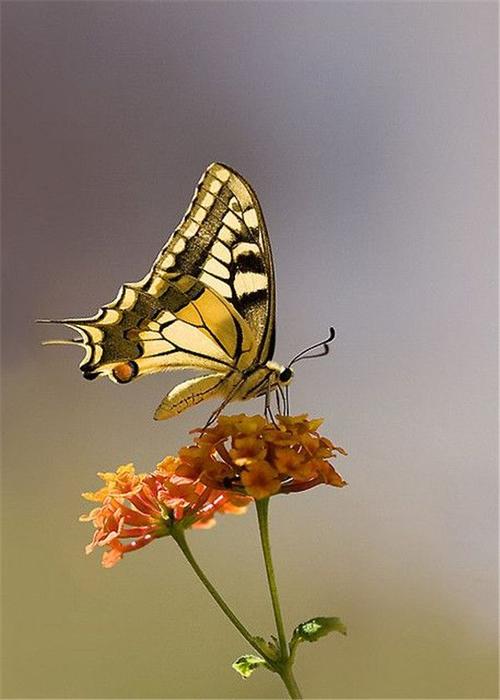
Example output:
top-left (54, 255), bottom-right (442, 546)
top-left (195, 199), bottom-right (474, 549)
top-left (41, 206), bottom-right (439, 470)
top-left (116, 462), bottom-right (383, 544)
top-left (81, 463), bottom-right (147, 502)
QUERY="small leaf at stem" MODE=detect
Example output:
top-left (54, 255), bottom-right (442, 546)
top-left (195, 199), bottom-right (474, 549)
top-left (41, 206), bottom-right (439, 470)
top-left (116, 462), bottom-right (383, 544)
top-left (232, 654), bottom-right (268, 679)
top-left (291, 616), bottom-right (347, 650)
top-left (253, 635), bottom-right (280, 660)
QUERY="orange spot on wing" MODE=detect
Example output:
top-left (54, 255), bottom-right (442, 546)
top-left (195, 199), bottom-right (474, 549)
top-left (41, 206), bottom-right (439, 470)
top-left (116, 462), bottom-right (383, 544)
top-left (113, 362), bottom-right (137, 383)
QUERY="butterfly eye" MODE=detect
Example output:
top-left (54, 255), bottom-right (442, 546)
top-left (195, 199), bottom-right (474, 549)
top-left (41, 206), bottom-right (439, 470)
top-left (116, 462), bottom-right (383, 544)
top-left (279, 367), bottom-right (293, 384)
top-left (112, 361), bottom-right (139, 384)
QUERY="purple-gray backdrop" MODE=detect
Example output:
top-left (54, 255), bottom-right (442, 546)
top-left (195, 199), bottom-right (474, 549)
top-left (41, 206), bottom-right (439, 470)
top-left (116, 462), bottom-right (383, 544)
top-left (2, 2), bottom-right (498, 697)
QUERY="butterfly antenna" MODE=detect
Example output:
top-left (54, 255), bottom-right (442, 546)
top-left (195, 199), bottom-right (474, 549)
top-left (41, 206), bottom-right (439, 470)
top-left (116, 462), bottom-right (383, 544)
top-left (289, 326), bottom-right (336, 367)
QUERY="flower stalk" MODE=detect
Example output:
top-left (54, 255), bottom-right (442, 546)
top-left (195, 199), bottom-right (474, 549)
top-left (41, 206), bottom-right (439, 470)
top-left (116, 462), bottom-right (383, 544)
top-left (170, 526), bottom-right (269, 662)
top-left (280, 663), bottom-right (303, 700)
top-left (172, 515), bottom-right (303, 699)
top-left (256, 497), bottom-right (303, 698)
top-left (256, 497), bottom-right (288, 657)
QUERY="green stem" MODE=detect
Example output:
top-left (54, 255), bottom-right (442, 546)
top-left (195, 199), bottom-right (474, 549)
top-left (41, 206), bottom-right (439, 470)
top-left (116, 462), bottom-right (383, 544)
top-left (281, 663), bottom-right (302, 700)
top-left (171, 527), bottom-right (269, 662)
top-left (256, 498), bottom-right (303, 698)
top-left (255, 498), bottom-right (288, 657)
top-left (173, 515), bottom-right (303, 699)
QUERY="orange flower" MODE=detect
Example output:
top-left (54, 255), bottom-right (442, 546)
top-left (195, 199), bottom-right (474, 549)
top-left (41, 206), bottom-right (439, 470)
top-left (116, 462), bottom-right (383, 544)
top-left (179, 413), bottom-right (347, 499)
top-left (240, 460), bottom-right (282, 499)
top-left (177, 444), bottom-right (216, 480)
top-left (218, 414), bottom-right (268, 436)
top-left (81, 414), bottom-right (347, 566)
top-left (276, 414), bottom-right (324, 434)
top-left (230, 436), bottom-right (268, 465)
top-left (274, 447), bottom-right (311, 480)
top-left (81, 462), bottom-right (250, 567)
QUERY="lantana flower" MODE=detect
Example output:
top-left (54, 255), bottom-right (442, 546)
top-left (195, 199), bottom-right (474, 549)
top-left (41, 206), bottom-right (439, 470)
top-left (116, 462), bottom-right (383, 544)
top-left (80, 461), bottom-right (250, 567)
top-left (177, 413), bottom-right (347, 499)
top-left (81, 414), bottom-right (346, 567)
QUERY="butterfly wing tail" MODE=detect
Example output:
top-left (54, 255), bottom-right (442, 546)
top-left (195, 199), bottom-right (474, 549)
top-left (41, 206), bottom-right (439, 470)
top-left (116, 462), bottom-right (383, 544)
top-left (154, 373), bottom-right (228, 421)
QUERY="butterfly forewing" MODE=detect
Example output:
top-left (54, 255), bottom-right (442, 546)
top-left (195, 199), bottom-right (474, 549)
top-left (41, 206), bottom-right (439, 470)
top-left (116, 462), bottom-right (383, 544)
top-left (147, 163), bottom-right (275, 364)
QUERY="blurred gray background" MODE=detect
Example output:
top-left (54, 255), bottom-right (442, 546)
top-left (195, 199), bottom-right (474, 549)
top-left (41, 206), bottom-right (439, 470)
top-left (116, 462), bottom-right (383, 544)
top-left (2, 1), bottom-right (498, 698)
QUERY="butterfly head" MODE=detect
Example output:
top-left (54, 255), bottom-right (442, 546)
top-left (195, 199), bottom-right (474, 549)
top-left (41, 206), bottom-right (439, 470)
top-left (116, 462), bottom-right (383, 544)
top-left (265, 361), bottom-right (294, 387)
top-left (264, 327), bottom-right (336, 389)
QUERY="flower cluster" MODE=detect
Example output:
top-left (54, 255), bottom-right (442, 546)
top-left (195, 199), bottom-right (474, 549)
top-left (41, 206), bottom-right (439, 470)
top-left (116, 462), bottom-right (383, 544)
top-left (177, 414), bottom-right (347, 500)
top-left (80, 461), bottom-right (250, 568)
top-left (81, 414), bottom-right (347, 566)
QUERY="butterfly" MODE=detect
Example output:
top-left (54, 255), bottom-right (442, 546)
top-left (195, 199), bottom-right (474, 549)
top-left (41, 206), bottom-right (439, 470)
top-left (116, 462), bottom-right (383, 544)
top-left (40, 163), bottom-right (304, 422)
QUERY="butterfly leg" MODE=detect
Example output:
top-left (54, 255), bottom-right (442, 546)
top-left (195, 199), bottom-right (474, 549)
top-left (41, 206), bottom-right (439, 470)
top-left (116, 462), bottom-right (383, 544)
top-left (284, 383), bottom-right (291, 417)
top-left (275, 385), bottom-right (288, 417)
top-left (263, 378), bottom-right (280, 427)
top-left (274, 386), bottom-right (282, 415)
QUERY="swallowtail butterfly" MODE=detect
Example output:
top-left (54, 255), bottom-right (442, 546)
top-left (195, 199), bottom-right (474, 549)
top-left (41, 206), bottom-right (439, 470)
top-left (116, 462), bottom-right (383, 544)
top-left (41, 163), bottom-right (297, 421)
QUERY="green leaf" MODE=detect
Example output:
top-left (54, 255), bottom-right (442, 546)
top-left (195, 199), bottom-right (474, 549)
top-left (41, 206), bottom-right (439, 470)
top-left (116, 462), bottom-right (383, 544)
top-left (232, 654), bottom-right (268, 679)
top-left (291, 616), bottom-right (347, 650)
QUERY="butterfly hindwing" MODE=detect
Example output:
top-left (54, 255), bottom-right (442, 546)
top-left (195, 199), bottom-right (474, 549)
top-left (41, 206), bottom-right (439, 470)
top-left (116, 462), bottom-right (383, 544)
top-left (153, 372), bottom-right (228, 420)
top-left (47, 274), bottom-right (257, 382)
